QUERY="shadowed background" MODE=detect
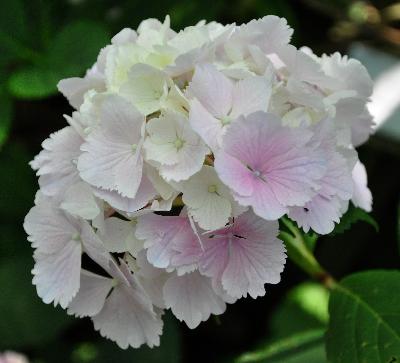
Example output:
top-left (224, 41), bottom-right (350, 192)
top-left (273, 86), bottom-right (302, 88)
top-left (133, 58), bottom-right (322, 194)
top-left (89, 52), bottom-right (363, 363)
top-left (0, 0), bottom-right (399, 362)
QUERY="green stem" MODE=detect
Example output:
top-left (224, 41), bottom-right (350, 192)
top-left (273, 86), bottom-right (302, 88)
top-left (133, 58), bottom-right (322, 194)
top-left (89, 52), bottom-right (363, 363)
top-left (280, 218), bottom-right (337, 290)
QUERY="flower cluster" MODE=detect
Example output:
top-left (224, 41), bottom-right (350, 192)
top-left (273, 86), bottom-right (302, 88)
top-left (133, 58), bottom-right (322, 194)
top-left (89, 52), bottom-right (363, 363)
top-left (24, 15), bottom-right (374, 349)
top-left (0, 352), bottom-right (29, 363)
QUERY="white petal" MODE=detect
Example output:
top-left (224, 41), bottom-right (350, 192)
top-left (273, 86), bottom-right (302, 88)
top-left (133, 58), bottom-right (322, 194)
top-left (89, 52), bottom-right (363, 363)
top-left (31, 126), bottom-right (83, 196)
top-left (136, 251), bottom-right (170, 309)
top-left (146, 164), bottom-right (176, 200)
top-left (57, 74), bottom-right (105, 109)
top-left (182, 166), bottom-right (232, 230)
top-left (120, 63), bottom-right (168, 115)
top-left (78, 95), bottom-right (145, 198)
top-left (92, 174), bottom-right (157, 214)
top-left (351, 161), bottom-right (372, 212)
top-left (231, 76), bottom-right (271, 118)
top-left (189, 98), bottom-right (224, 152)
top-left (61, 182), bottom-right (101, 220)
top-left (32, 239), bottom-right (82, 308)
top-left (98, 217), bottom-right (144, 256)
top-left (187, 63), bottom-right (233, 118)
top-left (163, 272), bottom-right (226, 329)
top-left (92, 281), bottom-right (162, 349)
top-left (24, 198), bottom-right (79, 253)
top-left (67, 270), bottom-right (113, 317)
top-left (159, 142), bottom-right (207, 181)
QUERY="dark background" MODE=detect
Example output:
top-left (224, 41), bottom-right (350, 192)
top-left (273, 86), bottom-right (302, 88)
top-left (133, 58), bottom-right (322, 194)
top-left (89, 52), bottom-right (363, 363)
top-left (1, 0), bottom-right (399, 362)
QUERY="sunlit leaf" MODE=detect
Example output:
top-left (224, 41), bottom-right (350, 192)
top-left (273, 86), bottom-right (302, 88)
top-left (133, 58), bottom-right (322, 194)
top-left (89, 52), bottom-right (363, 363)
top-left (8, 67), bottom-right (60, 99)
top-left (270, 282), bottom-right (329, 340)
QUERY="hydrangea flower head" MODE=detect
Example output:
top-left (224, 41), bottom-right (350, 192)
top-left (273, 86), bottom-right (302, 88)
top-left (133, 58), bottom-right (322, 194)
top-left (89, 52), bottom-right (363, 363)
top-left (24, 14), bottom-right (374, 348)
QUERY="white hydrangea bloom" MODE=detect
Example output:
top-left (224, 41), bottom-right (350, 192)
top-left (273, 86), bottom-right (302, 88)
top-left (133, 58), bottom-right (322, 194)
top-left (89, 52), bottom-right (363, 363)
top-left (24, 14), bottom-right (375, 350)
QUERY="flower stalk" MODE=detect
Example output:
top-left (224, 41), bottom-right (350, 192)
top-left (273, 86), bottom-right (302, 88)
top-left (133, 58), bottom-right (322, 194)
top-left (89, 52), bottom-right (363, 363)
top-left (280, 217), bottom-right (337, 290)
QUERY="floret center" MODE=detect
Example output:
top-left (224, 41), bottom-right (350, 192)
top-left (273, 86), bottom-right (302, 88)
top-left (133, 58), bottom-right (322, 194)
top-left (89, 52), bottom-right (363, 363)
top-left (174, 138), bottom-right (185, 150)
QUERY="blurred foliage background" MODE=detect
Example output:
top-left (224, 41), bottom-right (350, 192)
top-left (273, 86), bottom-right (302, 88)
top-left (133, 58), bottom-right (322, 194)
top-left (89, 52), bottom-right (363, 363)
top-left (1, 0), bottom-right (400, 362)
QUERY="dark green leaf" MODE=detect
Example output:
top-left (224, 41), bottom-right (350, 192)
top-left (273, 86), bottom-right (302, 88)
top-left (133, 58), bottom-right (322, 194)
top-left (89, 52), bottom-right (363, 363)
top-left (236, 329), bottom-right (326, 363)
top-left (7, 21), bottom-right (110, 99)
top-left (47, 20), bottom-right (110, 77)
top-left (0, 0), bottom-right (29, 62)
top-left (326, 270), bottom-right (400, 363)
top-left (0, 91), bottom-right (13, 147)
top-left (331, 204), bottom-right (378, 236)
top-left (0, 256), bottom-right (74, 348)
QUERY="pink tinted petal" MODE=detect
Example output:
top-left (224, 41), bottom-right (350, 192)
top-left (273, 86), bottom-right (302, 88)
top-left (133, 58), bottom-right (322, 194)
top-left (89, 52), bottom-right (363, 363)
top-left (198, 235), bottom-right (229, 283)
top-left (214, 151), bottom-right (254, 197)
top-left (199, 211), bottom-right (285, 299)
top-left (216, 112), bottom-right (326, 217)
top-left (233, 180), bottom-right (287, 220)
top-left (288, 194), bottom-right (343, 235)
top-left (136, 214), bottom-right (198, 269)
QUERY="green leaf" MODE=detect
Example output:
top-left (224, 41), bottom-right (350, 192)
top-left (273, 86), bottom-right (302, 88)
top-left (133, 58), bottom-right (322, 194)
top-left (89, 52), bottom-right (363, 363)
top-left (0, 256), bottom-right (74, 349)
top-left (0, 0), bottom-right (29, 62)
top-left (397, 202), bottom-right (400, 255)
top-left (236, 329), bottom-right (326, 363)
top-left (47, 21), bottom-right (110, 77)
top-left (8, 67), bottom-right (61, 99)
top-left (331, 204), bottom-right (378, 236)
top-left (289, 283), bottom-right (330, 324)
top-left (326, 270), bottom-right (400, 363)
top-left (0, 91), bottom-right (13, 147)
top-left (270, 283), bottom-right (329, 340)
top-left (8, 21), bottom-right (110, 99)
